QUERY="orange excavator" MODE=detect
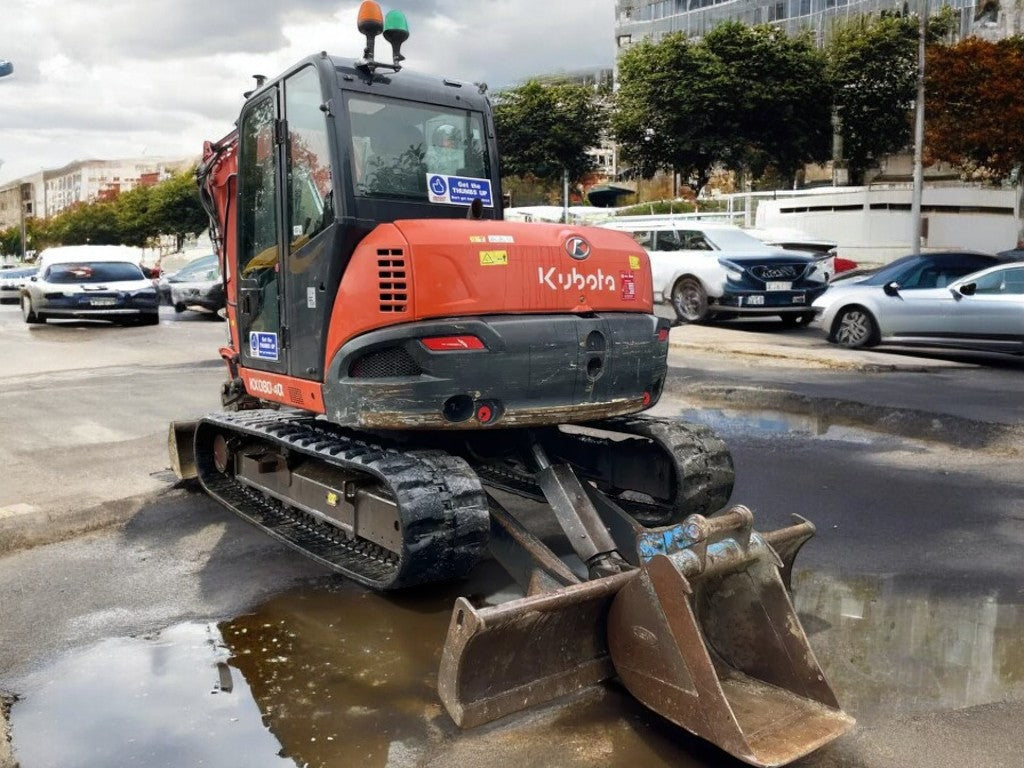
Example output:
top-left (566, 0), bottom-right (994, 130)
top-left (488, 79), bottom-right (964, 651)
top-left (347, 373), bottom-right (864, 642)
top-left (170, 4), bottom-right (853, 764)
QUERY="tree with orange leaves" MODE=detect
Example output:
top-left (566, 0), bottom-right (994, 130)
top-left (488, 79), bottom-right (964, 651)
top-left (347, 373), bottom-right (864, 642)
top-left (925, 36), bottom-right (1024, 182)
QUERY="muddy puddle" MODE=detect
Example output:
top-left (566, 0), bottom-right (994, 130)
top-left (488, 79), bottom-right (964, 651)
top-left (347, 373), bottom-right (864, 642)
top-left (674, 406), bottom-right (894, 445)
top-left (9, 573), bottom-right (1024, 767)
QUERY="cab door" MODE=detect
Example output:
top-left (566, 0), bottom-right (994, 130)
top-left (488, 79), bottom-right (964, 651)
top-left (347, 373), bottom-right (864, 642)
top-left (236, 89), bottom-right (288, 375)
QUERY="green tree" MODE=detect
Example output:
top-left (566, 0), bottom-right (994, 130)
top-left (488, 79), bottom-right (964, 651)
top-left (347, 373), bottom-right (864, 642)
top-left (50, 201), bottom-right (121, 245)
top-left (149, 169), bottom-right (207, 251)
top-left (701, 22), bottom-right (832, 183)
top-left (116, 184), bottom-right (156, 248)
top-left (612, 33), bottom-right (725, 192)
top-left (826, 10), bottom-right (956, 184)
top-left (493, 79), bottom-right (607, 187)
top-left (612, 25), bottom-right (831, 193)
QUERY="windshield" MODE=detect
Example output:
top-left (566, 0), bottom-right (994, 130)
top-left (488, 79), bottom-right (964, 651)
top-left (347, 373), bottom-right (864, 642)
top-left (45, 262), bottom-right (146, 283)
top-left (174, 256), bottom-right (219, 280)
top-left (347, 94), bottom-right (490, 200)
top-left (704, 228), bottom-right (776, 252)
top-left (1, 267), bottom-right (36, 279)
top-left (855, 255), bottom-right (920, 285)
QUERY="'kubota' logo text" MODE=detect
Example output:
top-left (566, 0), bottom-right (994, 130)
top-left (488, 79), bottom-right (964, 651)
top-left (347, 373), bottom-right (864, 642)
top-left (538, 266), bottom-right (616, 291)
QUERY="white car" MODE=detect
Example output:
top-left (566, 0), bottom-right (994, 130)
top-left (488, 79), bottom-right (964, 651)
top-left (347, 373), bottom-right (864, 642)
top-left (812, 251), bottom-right (1021, 352)
top-left (21, 250), bottom-right (159, 326)
top-left (0, 266), bottom-right (38, 304)
top-left (599, 218), bottom-right (829, 324)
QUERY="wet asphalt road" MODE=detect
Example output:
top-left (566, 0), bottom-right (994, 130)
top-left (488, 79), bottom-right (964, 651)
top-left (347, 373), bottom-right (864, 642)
top-left (1, 304), bottom-right (1022, 768)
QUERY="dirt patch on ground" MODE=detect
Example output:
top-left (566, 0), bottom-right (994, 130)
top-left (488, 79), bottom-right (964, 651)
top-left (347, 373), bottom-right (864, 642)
top-left (0, 691), bottom-right (18, 768)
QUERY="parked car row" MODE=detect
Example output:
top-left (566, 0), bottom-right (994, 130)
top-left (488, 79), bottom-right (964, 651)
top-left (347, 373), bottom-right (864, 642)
top-left (600, 217), bottom-right (1022, 358)
top-left (10, 246), bottom-right (224, 326)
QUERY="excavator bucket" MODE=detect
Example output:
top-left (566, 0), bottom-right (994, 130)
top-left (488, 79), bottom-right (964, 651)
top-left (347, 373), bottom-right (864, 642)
top-left (438, 507), bottom-right (852, 767)
top-left (168, 420), bottom-right (198, 480)
top-left (608, 508), bottom-right (854, 766)
top-left (437, 570), bottom-right (634, 727)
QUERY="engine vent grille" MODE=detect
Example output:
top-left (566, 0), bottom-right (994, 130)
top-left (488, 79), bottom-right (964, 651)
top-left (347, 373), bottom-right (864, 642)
top-left (349, 347), bottom-right (423, 378)
top-left (378, 249), bottom-right (408, 312)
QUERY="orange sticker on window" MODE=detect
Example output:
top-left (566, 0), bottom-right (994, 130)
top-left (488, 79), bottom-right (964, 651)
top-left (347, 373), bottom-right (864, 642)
top-left (480, 250), bottom-right (508, 266)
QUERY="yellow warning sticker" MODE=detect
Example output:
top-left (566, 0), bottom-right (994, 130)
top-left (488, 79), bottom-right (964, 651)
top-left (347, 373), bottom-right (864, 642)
top-left (629, 255), bottom-right (641, 270)
top-left (480, 250), bottom-right (509, 266)
top-left (326, 491), bottom-right (339, 507)
top-left (469, 235), bottom-right (487, 243)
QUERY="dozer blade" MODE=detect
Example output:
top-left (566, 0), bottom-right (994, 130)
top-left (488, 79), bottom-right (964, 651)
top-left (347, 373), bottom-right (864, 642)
top-left (437, 570), bottom-right (635, 728)
top-left (608, 508), bottom-right (854, 767)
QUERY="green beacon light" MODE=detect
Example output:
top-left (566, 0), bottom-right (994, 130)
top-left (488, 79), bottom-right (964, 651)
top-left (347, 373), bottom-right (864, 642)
top-left (383, 10), bottom-right (409, 67)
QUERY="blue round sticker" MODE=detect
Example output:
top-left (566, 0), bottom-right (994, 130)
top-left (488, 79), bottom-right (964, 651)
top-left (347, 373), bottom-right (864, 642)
top-left (429, 175), bottom-right (448, 196)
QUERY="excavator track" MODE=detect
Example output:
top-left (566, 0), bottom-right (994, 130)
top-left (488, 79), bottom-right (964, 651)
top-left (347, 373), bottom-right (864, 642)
top-left (472, 414), bottom-right (736, 527)
top-left (193, 410), bottom-right (490, 590)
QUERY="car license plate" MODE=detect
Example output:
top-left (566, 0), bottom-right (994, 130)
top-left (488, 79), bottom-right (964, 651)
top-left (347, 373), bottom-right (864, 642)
top-left (746, 295), bottom-right (765, 306)
top-left (766, 281), bottom-right (792, 291)
top-left (90, 298), bottom-right (117, 307)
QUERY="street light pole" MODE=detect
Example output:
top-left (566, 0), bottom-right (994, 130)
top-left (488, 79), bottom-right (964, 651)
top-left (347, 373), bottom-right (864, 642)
top-left (910, 1), bottom-right (927, 256)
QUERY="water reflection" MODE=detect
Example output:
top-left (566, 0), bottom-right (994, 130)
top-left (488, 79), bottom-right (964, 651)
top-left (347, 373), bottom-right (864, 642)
top-left (10, 572), bottom-right (1024, 767)
top-left (217, 581), bottom-right (458, 768)
top-left (676, 407), bottom-right (882, 444)
top-left (9, 623), bottom-right (290, 768)
top-left (793, 571), bottom-right (1024, 725)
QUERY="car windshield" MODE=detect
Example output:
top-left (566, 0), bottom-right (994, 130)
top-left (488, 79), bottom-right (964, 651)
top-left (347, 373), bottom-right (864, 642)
top-left (45, 261), bottom-right (145, 283)
top-left (1, 267), bottom-right (36, 279)
top-left (854, 255), bottom-right (921, 285)
top-left (703, 228), bottom-right (775, 252)
top-left (175, 256), bottom-right (219, 280)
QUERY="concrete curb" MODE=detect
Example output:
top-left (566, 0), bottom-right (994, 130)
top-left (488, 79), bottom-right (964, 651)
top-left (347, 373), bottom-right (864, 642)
top-left (0, 489), bottom-right (176, 558)
top-left (665, 379), bottom-right (1023, 456)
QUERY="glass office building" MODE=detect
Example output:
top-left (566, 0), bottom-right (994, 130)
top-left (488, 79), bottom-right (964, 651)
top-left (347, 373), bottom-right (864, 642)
top-left (614, 0), bottom-right (1017, 48)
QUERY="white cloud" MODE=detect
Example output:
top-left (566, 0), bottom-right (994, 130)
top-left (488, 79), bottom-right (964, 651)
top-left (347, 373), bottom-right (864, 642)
top-left (0, 0), bottom-right (615, 184)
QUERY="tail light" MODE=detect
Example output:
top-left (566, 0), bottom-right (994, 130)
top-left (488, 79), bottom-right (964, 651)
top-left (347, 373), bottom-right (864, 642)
top-left (421, 335), bottom-right (486, 351)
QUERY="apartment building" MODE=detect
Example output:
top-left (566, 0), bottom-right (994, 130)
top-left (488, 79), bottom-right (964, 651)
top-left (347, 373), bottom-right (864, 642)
top-left (0, 157), bottom-right (192, 230)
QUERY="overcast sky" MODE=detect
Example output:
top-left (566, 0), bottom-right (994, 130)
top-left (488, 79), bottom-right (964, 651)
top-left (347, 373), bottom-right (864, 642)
top-left (0, 0), bottom-right (616, 185)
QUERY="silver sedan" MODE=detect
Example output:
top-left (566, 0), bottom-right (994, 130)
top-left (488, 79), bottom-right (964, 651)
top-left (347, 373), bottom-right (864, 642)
top-left (813, 254), bottom-right (1024, 354)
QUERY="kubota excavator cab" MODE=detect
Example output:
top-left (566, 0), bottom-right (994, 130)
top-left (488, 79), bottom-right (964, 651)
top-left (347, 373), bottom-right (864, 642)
top-left (199, 15), bottom-right (668, 429)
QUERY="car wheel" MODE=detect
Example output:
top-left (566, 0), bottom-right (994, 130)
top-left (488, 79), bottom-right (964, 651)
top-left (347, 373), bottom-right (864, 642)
top-left (832, 306), bottom-right (878, 348)
top-left (671, 277), bottom-right (709, 324)
top-left (173, 302), bottom-right (187, 313)
top-left (21, 295), bottom-right (45, 324)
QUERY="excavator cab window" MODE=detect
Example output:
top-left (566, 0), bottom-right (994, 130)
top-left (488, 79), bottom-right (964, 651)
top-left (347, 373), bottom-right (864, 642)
top-left (285, 66), bottom-right (333, 254)
top-left (348, 94), bottom-right (489, 200)
top-left (237, 94), bottom-right (281, 339)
